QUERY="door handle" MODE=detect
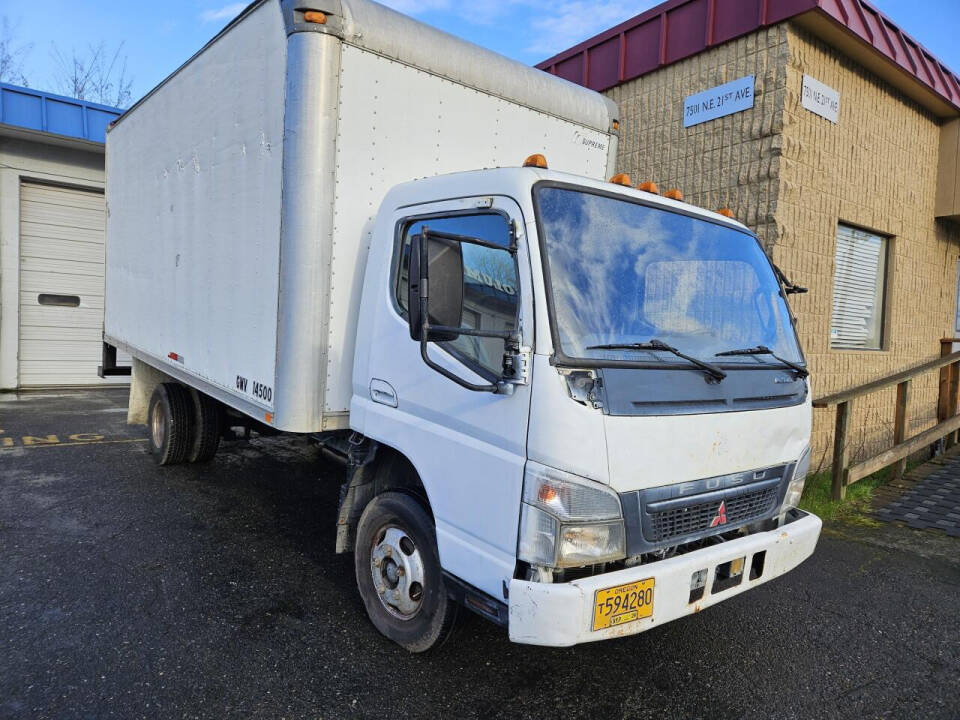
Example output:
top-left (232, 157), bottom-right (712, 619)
top-left (369, 378), bottom-right (398, 408)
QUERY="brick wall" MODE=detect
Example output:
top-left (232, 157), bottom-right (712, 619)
top-left (605, 23), bottom-right (960, 469)
top-left (777, 26), bottom-right (960, 471)
top-left (607, 25), bottom-right (790, 251)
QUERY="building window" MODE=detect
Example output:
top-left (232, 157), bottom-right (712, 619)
top-left (830, 224), bottom-right (888, 350)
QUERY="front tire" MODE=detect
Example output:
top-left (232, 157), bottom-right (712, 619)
top-left (147, 382), bottom-right (193, 465)
top-left (354, 492), bottom-right (456, 652)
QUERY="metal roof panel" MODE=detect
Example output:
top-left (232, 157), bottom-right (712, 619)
top-left (536, 0), bottom-right (960, 115)
top-left (0, 83), bottom-right (122, 144)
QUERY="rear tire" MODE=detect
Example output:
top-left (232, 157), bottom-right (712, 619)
top-left (147, 383), bottom-right (193, 465)
top-left (186, 389), bottom-right (223, 463)
top-left (355, 492), bottom-right (456, 652)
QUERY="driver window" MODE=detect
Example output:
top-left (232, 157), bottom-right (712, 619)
top-left (396, 213), bottom-right (518, 377)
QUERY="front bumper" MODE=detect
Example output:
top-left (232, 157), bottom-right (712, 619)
top-left (508, 510), bottom-right (821, 646)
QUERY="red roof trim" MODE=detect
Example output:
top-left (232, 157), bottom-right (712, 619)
top-left (536, 0), bottom-right (960, 112)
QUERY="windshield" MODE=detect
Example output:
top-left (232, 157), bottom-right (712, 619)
top-left (535, 185), bottom-right (802, 366)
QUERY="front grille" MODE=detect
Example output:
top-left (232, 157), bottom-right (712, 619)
top-left (646, 486), bottom-right (779, 543)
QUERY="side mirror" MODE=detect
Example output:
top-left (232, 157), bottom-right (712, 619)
top-left (407, 225), bottom-right (520, 395)
top-left (408, 231), bottom-right (464, 342)
top-left (773, 263), bottom-right (808, 295)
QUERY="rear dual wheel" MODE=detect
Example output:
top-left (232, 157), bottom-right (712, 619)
top-left (148, 383), bottom-right (222, 465)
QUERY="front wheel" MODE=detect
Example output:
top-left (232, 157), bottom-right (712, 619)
top-left (354, 492), bottom-right (456, 652)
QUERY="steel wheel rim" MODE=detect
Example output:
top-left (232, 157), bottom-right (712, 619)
top-left (370, 524), bottom-right (426, 620)
top-left (151, 401), bottom-right (166, 451)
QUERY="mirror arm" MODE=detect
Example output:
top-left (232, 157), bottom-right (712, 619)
top-left (418, 332), bottom-right (503, 394)
top-left (417, 230), bottom-right (504, 394)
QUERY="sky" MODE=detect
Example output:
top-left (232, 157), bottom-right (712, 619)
top-left (1, 0), bottom-right (959, 108)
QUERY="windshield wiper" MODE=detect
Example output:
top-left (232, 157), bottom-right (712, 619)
top-left (585, 339), bottom-right (727, 382)
top-left (714, 345), bottom-right (808, 378)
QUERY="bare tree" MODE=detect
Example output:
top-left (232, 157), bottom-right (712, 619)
top-left (0, 16), bottom-right (32, 86)
top-left (51, 41), bottom-right (133, 108)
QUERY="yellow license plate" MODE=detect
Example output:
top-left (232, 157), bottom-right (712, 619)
top-left (592, 578), bottom-right (655, 631)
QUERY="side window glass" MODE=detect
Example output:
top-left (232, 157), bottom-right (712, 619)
top-left (396, 213), bottom-right (518, 377)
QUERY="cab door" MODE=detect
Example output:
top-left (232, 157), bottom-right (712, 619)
top-left (357, 195), bottom-right (533, 601)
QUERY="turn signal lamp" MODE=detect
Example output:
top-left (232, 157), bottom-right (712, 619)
top-left (523, 153), bottom-right (548, 169)
top-left (717, 208), bottom-right (734, 218)
top-left (609, 173), bottom-right (631, 186)
top-left (637, 181), bottom-right (659, 194)
top-left (664, 188), bottom-right (683, 201)
top-left (612, 120), bottom-right (620, 131)
top-left (304, 10), bottom-right (327, 23)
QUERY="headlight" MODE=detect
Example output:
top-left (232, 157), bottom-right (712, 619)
top-left (782, 445), bottom-right (811, 511)
top-left (518, 461), bottom-right (625, 568)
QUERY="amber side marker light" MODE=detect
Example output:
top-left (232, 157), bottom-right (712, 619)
top-left (523, 153), bottom-right (548, 169)
top-left (303, 10), bottom-right (327, 23)
top-left (609, 173), bottom-right (632, 186)
top-left (664, 188), bottom-right (683, 201)
top-left (637, 181), bottom-right (659, 194)
top-left (612, 120), bottom-right (620, 131)
top-left (717, 208), bottom-right (735, 218)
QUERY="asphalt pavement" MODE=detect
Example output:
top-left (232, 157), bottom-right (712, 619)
top-left (1, 389), bottom-right (958, 720)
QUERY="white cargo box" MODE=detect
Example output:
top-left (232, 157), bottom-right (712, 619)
top-left (105, 0), bottom-right (617, 432)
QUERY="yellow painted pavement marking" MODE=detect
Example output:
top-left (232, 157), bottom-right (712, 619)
top-left (0, 436), bottom-right (148, 450)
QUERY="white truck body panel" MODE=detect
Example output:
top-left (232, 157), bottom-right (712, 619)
top-left (104, 0), bottom-right (617, 431)
top-left (105, 0), bottom-right (287, 417)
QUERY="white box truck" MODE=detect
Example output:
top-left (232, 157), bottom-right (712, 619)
top-left (104, 0), bottom-right (821, 651)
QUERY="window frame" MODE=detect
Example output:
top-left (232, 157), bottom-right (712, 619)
top-left (390, 207), bottom-right (521, 383)
top-left (829, 222), bottom-right (891, 352)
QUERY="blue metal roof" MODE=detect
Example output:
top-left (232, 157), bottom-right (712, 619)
top-left (0, 82), bottom-right (122, 144)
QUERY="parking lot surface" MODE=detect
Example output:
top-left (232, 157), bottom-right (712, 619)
top-left (1, 389), bottom-right (958, 720)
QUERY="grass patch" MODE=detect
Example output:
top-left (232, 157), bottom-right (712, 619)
top-left (798, 459), bottom-right (922, 525)
top-left (798, 471), bottom-right (883, 525)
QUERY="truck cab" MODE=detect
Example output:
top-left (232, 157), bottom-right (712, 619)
top-left (347, 162), bottom-right (821, 648)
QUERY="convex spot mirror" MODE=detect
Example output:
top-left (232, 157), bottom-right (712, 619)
top-left (408, 232), bottom-right (464, 342)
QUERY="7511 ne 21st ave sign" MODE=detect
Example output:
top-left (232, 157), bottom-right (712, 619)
top-left (801, 74), bottom-right (840, 123)
top-left (683, 75), bottom-right (755, 128)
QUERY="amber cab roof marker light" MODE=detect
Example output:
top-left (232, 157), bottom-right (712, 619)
top-left (664, 188), bottom-right (683, 201)
top-left (637, 181), bottom-right (659, 194)
top-left (523, 153), bottom-right (548, 169)
top-left (303, 10), bottom-right (327, 24)
top-left (609, 173), bottom-right (632, 186)
top-left (717, 208), bottom-right (735, 218)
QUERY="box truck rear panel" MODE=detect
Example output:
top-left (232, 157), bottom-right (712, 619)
top-left (105, 0), bottom-right (287, 417)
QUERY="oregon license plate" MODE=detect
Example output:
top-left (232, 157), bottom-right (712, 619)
top-left (592, 578), bottom-right (655, 631)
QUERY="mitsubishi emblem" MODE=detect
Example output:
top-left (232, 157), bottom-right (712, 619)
top-left (710, 500), bottom-right (728, 528)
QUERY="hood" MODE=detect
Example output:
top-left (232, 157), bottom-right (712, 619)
top-left (601, 399), bottom-right (811, 493)
top-left (526, 355), bottom-right (812, 493)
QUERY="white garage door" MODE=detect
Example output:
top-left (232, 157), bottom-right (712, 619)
top-left (18, 182), bottom-right (129, 386)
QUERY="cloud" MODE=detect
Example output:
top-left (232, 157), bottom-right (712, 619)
top-left (376, 0), bottom-right (660, 59)
top-left (377, 0), bottom-right (451, 13)
top-left (526, 0), bottom-right (661, 57)
top-left (200, 2), bottom-right (248, 23)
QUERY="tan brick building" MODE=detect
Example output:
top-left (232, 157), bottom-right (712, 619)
top-left (539, 0), bottom-right (960, 471)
